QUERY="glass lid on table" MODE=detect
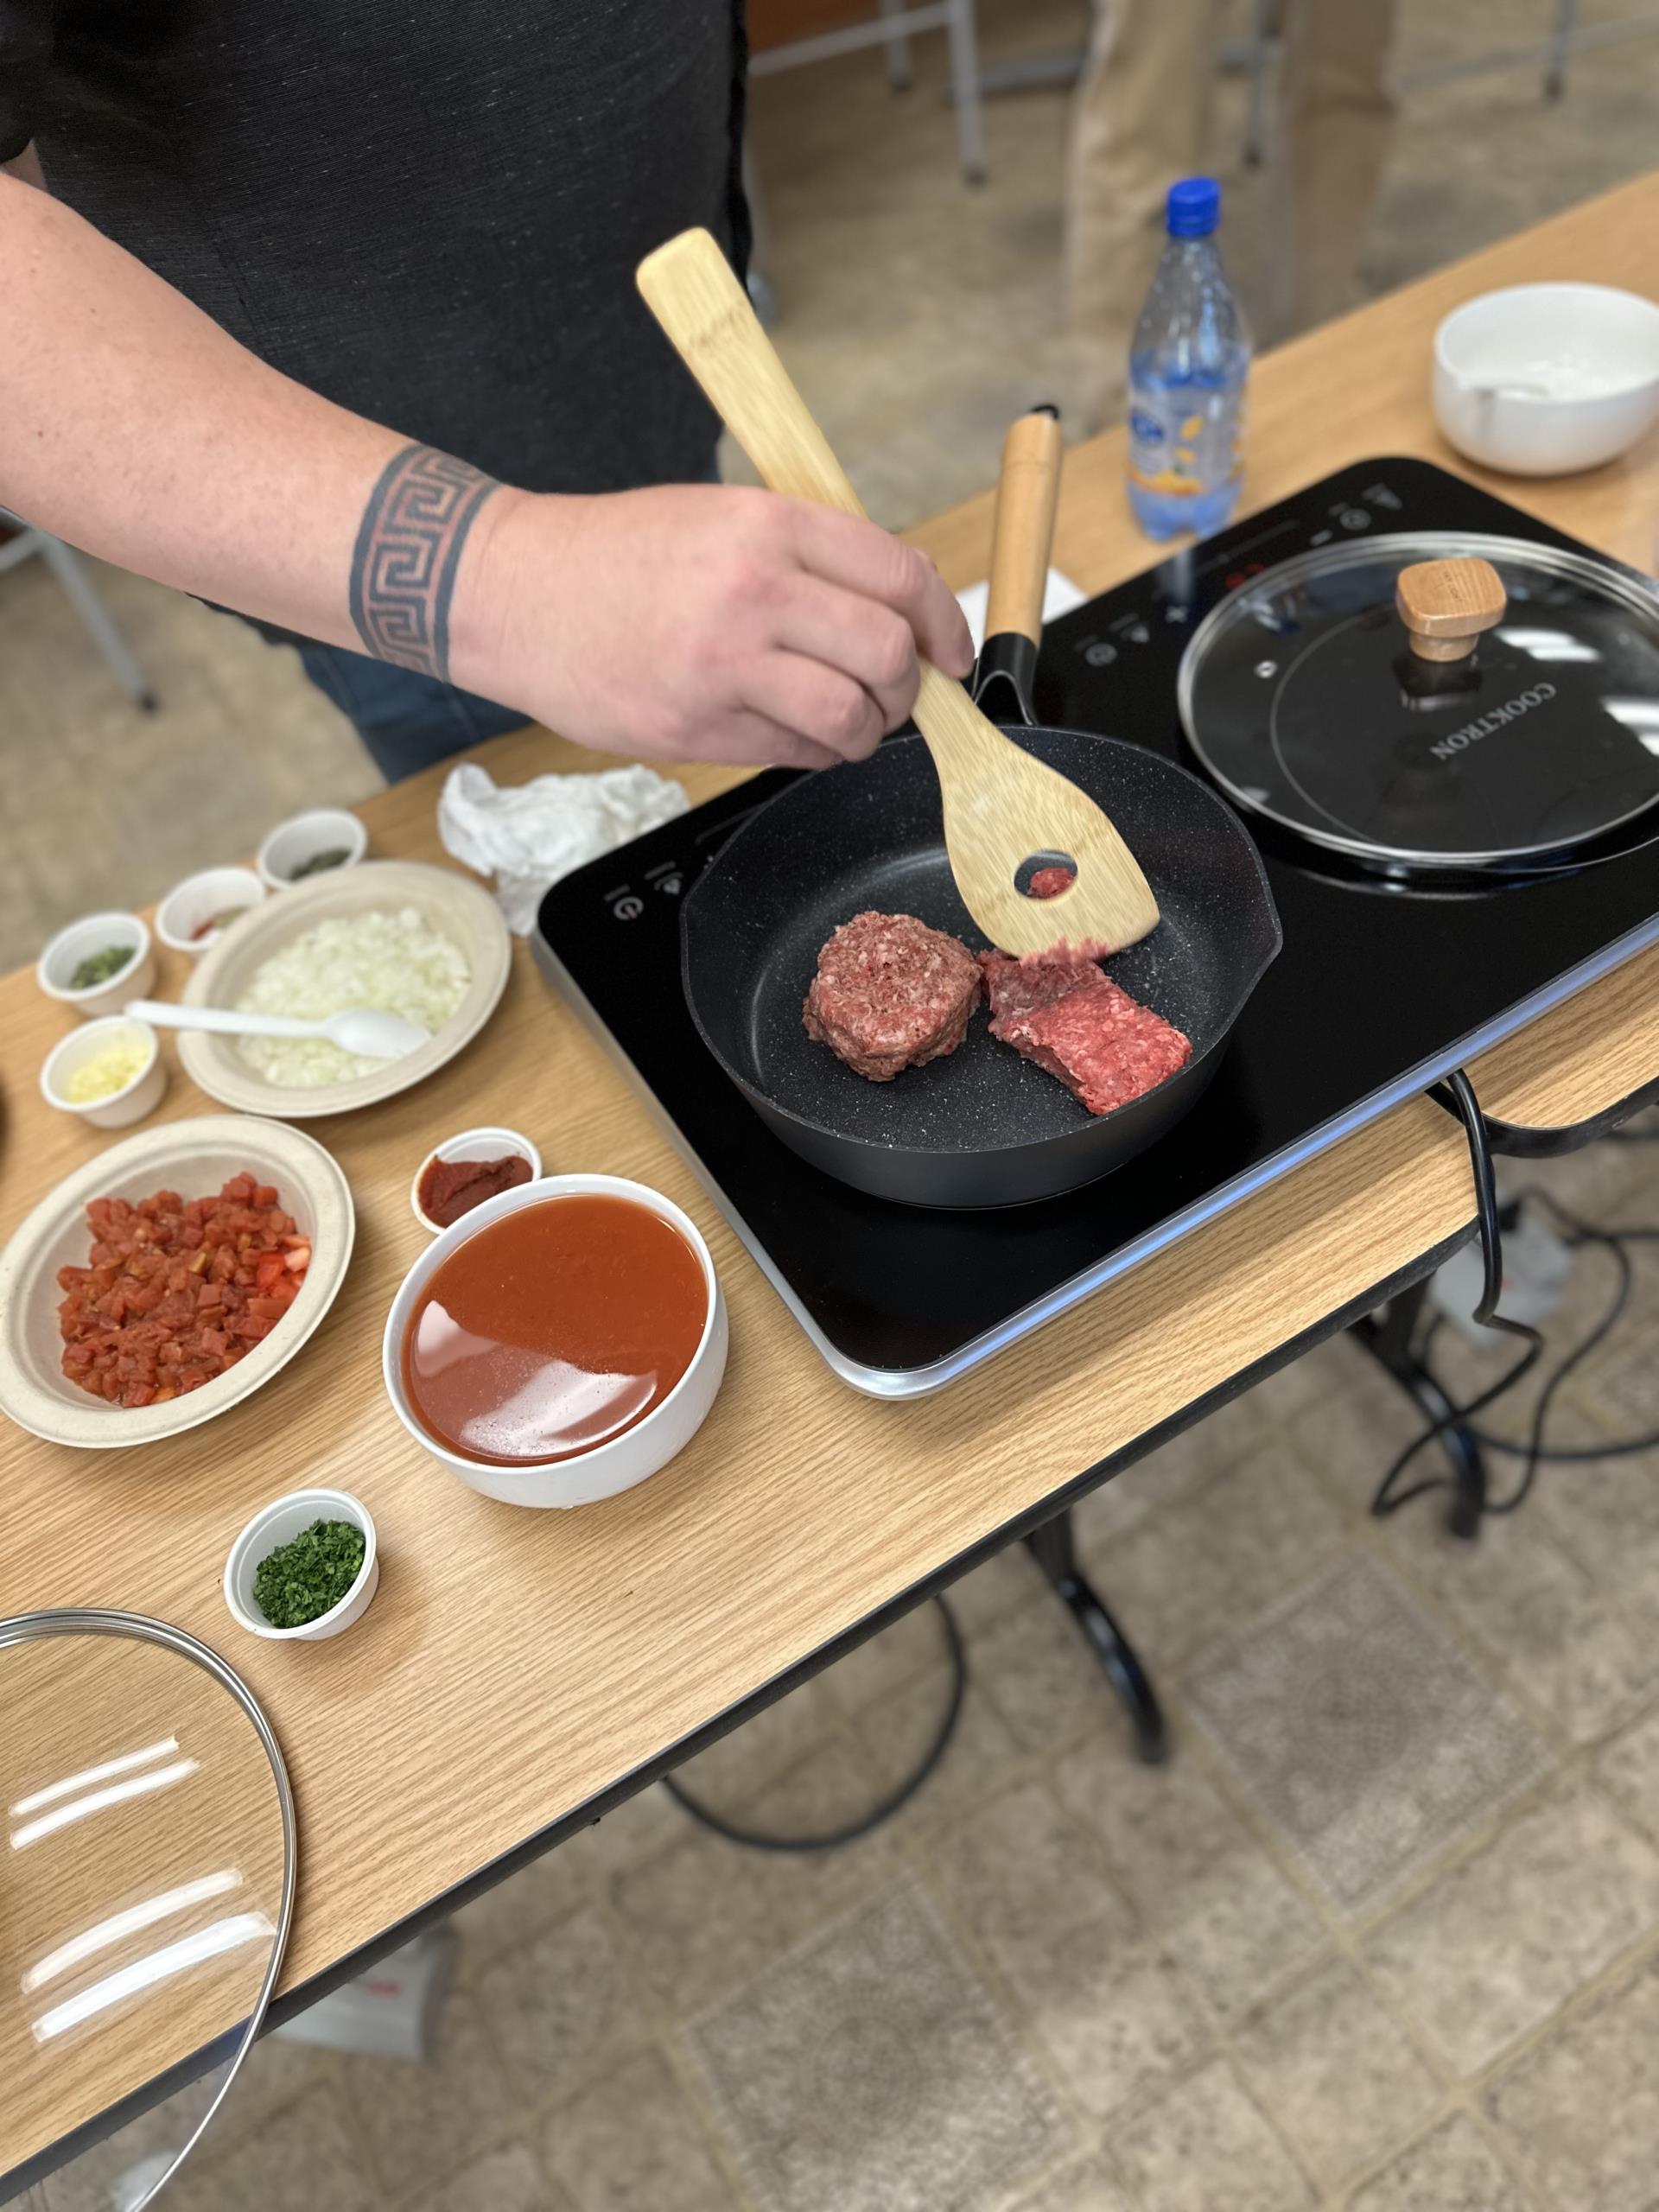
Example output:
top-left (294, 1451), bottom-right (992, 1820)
top-left (1, 1613), bottom-right (293, 2209)
top-left (1179, 533), bottom-right (1659, 872)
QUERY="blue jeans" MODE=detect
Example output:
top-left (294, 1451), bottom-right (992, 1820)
top-left (297, 641), bottom-right (527, 784)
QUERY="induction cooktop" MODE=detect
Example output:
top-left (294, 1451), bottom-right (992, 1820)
top-left (533, 459), bottom-right (1659, 1395)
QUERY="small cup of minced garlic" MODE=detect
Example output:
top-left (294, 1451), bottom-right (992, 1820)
top-left (40, 1016), bottom-right (166, 1129)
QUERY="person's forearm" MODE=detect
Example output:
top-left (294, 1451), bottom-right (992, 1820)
top-left (0, 178), bottom-right (975, 768)
top-left (0, 176), bottom-right (519, 685)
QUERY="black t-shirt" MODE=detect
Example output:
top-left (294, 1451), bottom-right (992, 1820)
top-left (0, 0), bottom-right (746, 493)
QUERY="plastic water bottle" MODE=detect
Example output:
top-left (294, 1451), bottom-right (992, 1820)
top-left (1126, 176), bottom-right (1251, 541)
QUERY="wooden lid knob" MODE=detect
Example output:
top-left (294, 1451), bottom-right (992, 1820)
top-left (1395, 557), bottom-right (1507, 663)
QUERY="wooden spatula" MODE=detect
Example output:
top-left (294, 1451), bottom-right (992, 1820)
top-left (636, 227), bottom-right (1160, 959)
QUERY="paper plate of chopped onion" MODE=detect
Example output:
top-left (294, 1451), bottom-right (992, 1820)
top-left (177, 861), bottom-right (512, 1118)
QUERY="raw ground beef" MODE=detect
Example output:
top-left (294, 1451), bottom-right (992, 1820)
top-left (981, 950), bottom-right (1192, 1116)
top-left (1027, 865), bottom-right (1076, 899)
top-left (804, 911), bottom-right (982, 1081)
top-left (977, 947), bottom-right (1103, 1025)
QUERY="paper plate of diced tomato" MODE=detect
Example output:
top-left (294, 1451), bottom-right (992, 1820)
top-left (0, 1116), bottom-right (353, 1448)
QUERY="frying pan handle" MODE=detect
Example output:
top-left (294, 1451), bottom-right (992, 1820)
top-left (976, 407), bottom-right (1063, 728)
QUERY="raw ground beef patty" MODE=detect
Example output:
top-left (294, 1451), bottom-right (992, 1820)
top-left (804, 911), bottom-right (982, 1081)
top-left (981, 949), bottom-right (1192, 1116)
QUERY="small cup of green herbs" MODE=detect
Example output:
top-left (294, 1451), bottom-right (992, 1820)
top-left (38, 910), bottom-right (155, 1017)
top-left (224, 1488), bottom-right (378, 1641)
top-left (257, 807), bottom-right (367, 891)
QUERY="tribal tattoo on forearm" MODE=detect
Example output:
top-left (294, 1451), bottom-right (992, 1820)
top-left (348, 444), bottom-right (501, 682)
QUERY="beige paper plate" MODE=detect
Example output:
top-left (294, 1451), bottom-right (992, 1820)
top-left (178, 861), bottom-right (511, 1119)
top-left (0, 1116), bottom-right (354, 1449)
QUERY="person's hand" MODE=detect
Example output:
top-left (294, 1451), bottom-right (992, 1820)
top-left (458, 483), bottom-right (976, 768)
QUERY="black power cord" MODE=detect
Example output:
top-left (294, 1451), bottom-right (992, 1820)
top-left (1371, 1072), bottom-right (1659, 1524)
top-left (661, 1595), bottom-right (966, 1853)
top-left (1440, 1196), bottom-right (1659, 1503)
top-left (1371, 1070), bottom-right (1545, 1522)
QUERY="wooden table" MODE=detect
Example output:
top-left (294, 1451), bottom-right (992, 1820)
top-left (4, 175), bottom-right (1656, 2192)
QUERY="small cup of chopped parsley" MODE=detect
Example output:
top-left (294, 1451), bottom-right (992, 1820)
top-left (38, 910), bottom-right (155, 1016)
top-left (224, 1488), bottom-right (378, 1641)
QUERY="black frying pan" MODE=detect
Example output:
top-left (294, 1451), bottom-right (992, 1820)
top-left (680, 416), bottom-right (1283, 1209)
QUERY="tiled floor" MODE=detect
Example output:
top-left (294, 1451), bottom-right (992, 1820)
top-left (31, 1128), bottom-right (1659, 2211)
top-left (3, 0), bottom-right (1656, 965)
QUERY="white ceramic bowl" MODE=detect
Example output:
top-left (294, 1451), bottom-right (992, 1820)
top-left (37, 911), bottom-right (156, 1018)
top-left (257, 807), bottom-right (368, 891)
top-left (156, 866), bottom-right (268, 955)
top-left (410, 1126), bottom-right (543, 1235)
top-left (40, 1016), bottom-right (165, 1130)
top-left (1433, 283), bottom-right (1659, 476)
top-left (383, 1173), bottom-right (728, 1509)
top-left (224, 1486), bottom-right (378, 1641)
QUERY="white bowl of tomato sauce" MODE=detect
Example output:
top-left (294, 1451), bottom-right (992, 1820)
top-left (382, 1174), bottom-right (728, 1508)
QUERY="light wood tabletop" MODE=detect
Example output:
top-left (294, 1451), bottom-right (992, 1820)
top-left (3, 175), bottom-right (1656, 2186)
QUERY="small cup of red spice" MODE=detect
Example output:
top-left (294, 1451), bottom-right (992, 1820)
top-left (410, 1127), bottom-right (542, 1235)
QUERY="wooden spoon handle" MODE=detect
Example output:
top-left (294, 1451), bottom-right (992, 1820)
top-left (638, 229), bottom-right (1159, 957)
top-left (637, 229), bottom-right (867, 520)
top-left (638, 229), bottom-right (995, 775)
top-left (984, 409), bottom-right (1063, 648)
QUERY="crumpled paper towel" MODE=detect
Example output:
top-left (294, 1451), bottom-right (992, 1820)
top-left (437, 761), bottom-right (690, 934)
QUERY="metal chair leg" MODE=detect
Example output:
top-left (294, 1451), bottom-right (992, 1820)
top-left (741, 143), bottom-right (778, 326)
top-left (945, 0), bottom-right (988, 184)
top-left (878, 0), bottom-right (914, 90)
top-left (1241, 0), bottom-right (1280, 168)
top-left (1544, 0), bottom-right (1580, 97)
top-left (36, 533), bottom-right (157, 710)
top-left (1027, 1509), bottom-right (1168, 1764)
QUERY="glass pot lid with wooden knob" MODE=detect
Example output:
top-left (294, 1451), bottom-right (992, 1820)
top-left (1177, 532), bottom-right (1659, 872)
top-left (1, 1611), bottom-right (295, 2209)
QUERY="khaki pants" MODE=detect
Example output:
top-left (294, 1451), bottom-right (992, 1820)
top-left (1065, 0), bottom-right (1399, 423)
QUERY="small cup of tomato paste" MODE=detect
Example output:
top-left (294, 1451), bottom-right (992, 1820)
top-left (410, 1127), bottom-right (543, 1235)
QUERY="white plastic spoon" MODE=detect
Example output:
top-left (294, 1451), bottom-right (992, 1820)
top-left (126, 998), bottom-right (430, 1061)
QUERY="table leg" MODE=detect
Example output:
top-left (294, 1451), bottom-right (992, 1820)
top-left (1351, 1284), bottom-right (1487, 1539)
top-left (1026, 1509), bottom-right (1168, 1764)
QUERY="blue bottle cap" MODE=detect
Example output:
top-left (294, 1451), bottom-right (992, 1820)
top-left (1166, 176), bottom-right (1221, 237)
